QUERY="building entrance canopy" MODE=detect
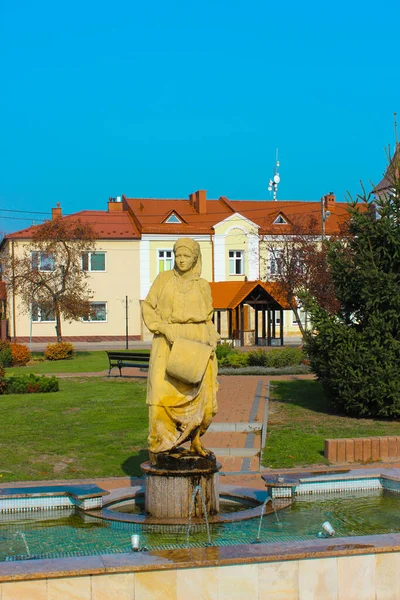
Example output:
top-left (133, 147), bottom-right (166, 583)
top-left (209, 280), bottom-right (293, 347)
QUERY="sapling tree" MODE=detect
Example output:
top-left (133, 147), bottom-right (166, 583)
top-left (262, 215), bottom-right (339, 337)
top-left (303, 155), bottom-right (400, 417)
top-left (3, 218), bottom-right (97, 341)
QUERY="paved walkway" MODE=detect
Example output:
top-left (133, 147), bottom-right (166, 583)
top-left (4, 369), bottom-right (400, 495)
top-left (56, 368), bottom-right (315, 490)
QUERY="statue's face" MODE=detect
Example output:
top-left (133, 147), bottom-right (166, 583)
top-left (175, 247), bottom-right (196, 273)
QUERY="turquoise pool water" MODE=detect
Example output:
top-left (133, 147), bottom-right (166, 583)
top-left (2, 489), bottom-right (400, 561)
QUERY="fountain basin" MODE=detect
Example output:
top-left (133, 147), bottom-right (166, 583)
top-left (3, 469), bottom-right (400, 599)
top-left (95, 484), bottom-right (287, 526)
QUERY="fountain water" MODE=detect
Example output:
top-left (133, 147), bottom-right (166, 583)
top-left (8, 531), bottom-right (31, 559)
top-left (186, 485), bottom-right (212, 546)
top-left (255, 496), bottom-right (281, 543)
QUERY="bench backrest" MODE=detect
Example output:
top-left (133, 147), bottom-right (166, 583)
top-left (106, 351), bottom-right (150, 361)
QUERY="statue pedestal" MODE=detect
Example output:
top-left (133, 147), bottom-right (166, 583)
top-left (141, 451), bottom-right (221, 521)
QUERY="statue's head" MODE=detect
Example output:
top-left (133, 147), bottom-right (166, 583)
top-left (173, 238), bottom-right (202, 277)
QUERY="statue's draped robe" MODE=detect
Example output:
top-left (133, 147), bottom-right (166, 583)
top-left (141, 270), bottom-right (218, 454)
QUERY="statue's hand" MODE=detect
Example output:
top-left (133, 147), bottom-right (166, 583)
top-left (158, 323), bottom-right (175, 344)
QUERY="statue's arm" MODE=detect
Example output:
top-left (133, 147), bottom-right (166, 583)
top-left (202, 281), bottom-right (221, 349)
top-left (141, 276), bottom-right (165, 334)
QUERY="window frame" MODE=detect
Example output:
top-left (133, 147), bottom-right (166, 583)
top-left (81, 252), bottom-right (106, 272)
top-left (157, 249), bottom-right (174, 273)
top-left (228, 250), bottom-right (244, 276)
top-left (31, 302), bottom-right (56, 323)
top-left (268, 248), bottom-right (284, 278)
top-left (31, 251), bottom-right (55, 272)
top-left (82, 301), bottom-right (108, 323)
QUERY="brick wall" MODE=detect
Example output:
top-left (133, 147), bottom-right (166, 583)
top-left (325, 437), bottom-right (400, 463)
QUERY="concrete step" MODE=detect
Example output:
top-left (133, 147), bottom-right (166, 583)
top-left (208, 422), bottom-right (262, 433)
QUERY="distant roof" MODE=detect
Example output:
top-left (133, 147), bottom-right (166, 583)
top-left (5, 210), bottom-right (140, 241)
top-left (4, 191), bottom-right (351, 241)
top-left (209, 280), bottom-right (292, 310)
top-left (124, 194), bottom-right (350, 236)
top-left (374, 143), bottom-right (400, 195)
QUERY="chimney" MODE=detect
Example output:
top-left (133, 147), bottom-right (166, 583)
top-left (52, 202), bottom-right (62, 219)
top-left (108, 196), bottom-right (124, 212)
top-left (324, 192), bottom-right (336, 210)
top-left (189, 190), bottom-right (207, 214)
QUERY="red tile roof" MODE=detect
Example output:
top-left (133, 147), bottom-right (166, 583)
top-left (124, 195), bottom-right (351, 236)
top-left (5, 211), bottom-right (140, 240)
top-left (4, 192), bottom-right (351, 241)
top-left (209, 280), bottom-right (292, 310)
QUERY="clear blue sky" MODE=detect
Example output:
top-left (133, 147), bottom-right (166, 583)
top-left (1, 0), bottom-right (399, 233)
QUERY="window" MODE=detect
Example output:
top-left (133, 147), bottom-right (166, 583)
top-left (31, 252), bottom-right (55, 272)
top-left (229, 250), bottom-right (244, 275)
top-left (273, 214), bottom-right (287, 225)
top-left (31, 302), bottom-right (55, 322)
top-left (83, 302), bottom-right (107, 322)
top-left (268, 248), bottom-right (284, 277)
top-left (82, 252), bottom-right (106, 272)
top-left (165, 213), bottom-right (181, 224)
top-left (158, 249), bottom-right (174, 272)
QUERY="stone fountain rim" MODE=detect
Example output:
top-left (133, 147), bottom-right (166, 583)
top-left (87, 484), bottom-right (290, 525)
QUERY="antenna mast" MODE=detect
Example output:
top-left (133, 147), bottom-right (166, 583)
top-left (268, 149), bottom-right (281, 201)
top-left (395, 112), bottom-right (399, 147)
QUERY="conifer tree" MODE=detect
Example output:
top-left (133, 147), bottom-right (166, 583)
top-left (304, 158), bottom-right (400, 417)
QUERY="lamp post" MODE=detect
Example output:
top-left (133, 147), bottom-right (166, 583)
top-left (321, 197), bottom-right (331, 241)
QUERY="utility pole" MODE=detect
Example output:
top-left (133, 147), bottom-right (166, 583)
top-left (125, 295), bottom-right (129, 349)
top-left (321, 196), bottom-right (331, 241)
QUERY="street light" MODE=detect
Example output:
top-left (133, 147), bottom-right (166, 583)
top-left (321, 198), bottom-right (331, 240)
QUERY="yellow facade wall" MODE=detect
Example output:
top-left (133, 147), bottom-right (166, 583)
top-left (7, 239), bottom-right (141, 339)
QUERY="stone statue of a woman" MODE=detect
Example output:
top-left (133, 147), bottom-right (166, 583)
top-left (141, 238), bottom-right (219, 461)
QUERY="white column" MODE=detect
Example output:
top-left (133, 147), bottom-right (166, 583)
top-left (213, 234), bottom-right (226, 281)
top-left (140, 240), bottom-right (151, 299)
top-left (248, 233), bottom-right (260, 280)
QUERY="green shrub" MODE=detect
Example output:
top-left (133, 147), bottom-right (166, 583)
top-left (216, 342), bottom-right (234, 359)
top-left (217, 349), bottom-right (249, 368)
top-left (0, 365), bottom-right (7, 394)
top-left (242, 347), bottom-right (304, 368)
top-left (6, 373), bottom-right (59, 394)
top-left (0, 346), bottom-right (12, 368)
top-left (44, 342), bottom-right (75, 361)
top-left (10, 343), bottom-right (31, 366)
top-left (267, 347), bottom-right (304, 368)
top-left (247, 349), bottom-right (269, 366)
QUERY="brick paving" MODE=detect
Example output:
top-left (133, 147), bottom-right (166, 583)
top-left (4, 369), bottom-right (400, 495)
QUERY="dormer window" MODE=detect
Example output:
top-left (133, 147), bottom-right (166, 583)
top-left (164, 213), bottom-right (181, 224)
top-left (273, 214), bottom-right (287, 225)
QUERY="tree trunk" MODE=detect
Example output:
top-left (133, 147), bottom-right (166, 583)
top-left (291, 305), bottom-right (306, 338)
top-left (55, 305), bottom-right (62, 342)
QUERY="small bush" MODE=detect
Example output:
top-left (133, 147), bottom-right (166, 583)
top-left (0, 340), bottom-right (10, 352)
top-left (44, 342), bottom-right (75, 361)
top-left (266, 347), bottom-right (304, 368)
top-left (10, 343), bottom-right (31, 366)
top-left (0, 346), bottom-right (12, 368)
top-left (247, 349), bottom-right (269, 366)
top-left (216, 342), bottom-right (234, 360)
top-left (217, 349), bottom-right (249, 368)
top-left (6, 373), bottom-right (59, 394)
top-left (0, 365), bottom-right (7, 394)
top-left (219, 346), bottom-right (304, 369)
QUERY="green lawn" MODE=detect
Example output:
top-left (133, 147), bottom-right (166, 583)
top-left (0, 377), bottom-right (148, 483)
top-left (263, 380), bottom-right (400, 469)
top-left (7, 351), bottom-right (110, 374)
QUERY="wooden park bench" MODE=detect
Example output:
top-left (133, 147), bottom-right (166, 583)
top-left (106, 350), bottom-right (150, 377)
